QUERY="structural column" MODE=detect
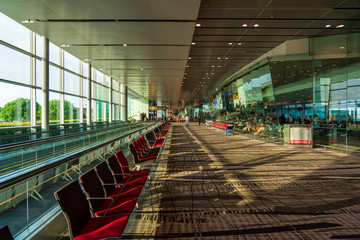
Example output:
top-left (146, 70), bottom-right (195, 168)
top-left (87, 64), bottom-right (92, 125)
top-left (30, 32), bottom-right (37, 137)
top-left (59, 49), bottom-right (65, 130)
top-left (79, 62), bottom-right (83, 124)
top-left (120, 84), bottom-right (128, 122)
top-left (41, 37), bottom-right (49, 133)
top-left (109, 78), bottom-right (113, 123)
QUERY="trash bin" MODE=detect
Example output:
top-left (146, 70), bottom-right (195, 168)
top-left (284, 124), bottom-right (313, 149)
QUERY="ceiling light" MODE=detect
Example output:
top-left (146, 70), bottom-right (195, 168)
top-left (21, 20), bottom-right (34, 23)
top-left (60, 44), bottom-right (70, 47)
top-left (188, 57), bottom-right (191, 59)
top-left (217, 57), bottom-right (221, 59)
top-left (340, 46), bottom-right (345, 49)
top-left (196, 23), bottom-right (201, 27)
top-left (228, 42), bottom-right (233, 45)
top-left (325, 24), bottom-right (331, 28)
top-left (211, 65), bottom-right (215, 68)
top-left (185, 73), bottom-right (187, 75)
top-left (191, 42), bottom-right (196, 45)
top-left (123, 43), bottom-right (127, 46)
top-left (336, 24), bottom-right (344, 28)
top-left (225, 57), bottom-right (228, 60)
top-left (237, 42), bottom-right (242, 45)
top-left (254, 24), bottom-right (259, 27)
top-left (218, 65), bottom-right (221, 67)
top-left (242, 24), bottom-right (248, 27)
top-left (186, 65), bottom-right (189, 67)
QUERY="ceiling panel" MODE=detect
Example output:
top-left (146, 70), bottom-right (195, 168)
top-left (1, 0), bottom-right (360, 109)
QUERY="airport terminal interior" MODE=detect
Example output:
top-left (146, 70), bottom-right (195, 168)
top-left (0, 0), bottom-right (360, 239)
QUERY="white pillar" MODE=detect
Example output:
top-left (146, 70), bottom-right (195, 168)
top-left (41, 37), bottom-right (49, 133)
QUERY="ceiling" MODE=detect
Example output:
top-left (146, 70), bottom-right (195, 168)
top-left (0, 0), bottom-right (360, 110)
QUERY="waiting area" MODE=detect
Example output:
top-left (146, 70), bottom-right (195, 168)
top-left (46, 123), bottom-right (359, 239)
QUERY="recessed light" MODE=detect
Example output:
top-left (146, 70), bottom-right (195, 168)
top-left (340, 46), bottom-right (345, 49)
top-left (123, 43), bottom-right (127, 46)
top-left (140, 68), bottom-right (144, 70)
top-left (218, 65), bottom-right (221, 67)
top-left (211, 65), bottom-right (214, 68)
top-left (60, 44), bottom-right (70, 47)
top-left (336, 24), bottom-right (344, 28)
top-left (21, 20), bottom-right (34, 23)
top-left (185, 73), bottom-right (187, 75)
top-left (188, 57), bottom-right (191, 59)
top-left (186, 65), bottom-right (189, 67)
top-left (237, 42), bottom-right (242, 45)
top-left (191, 42), bottom-right (196, 45)
top-left (254, 24), bottom-right (259, 27)
top-left (196, 23), bottom-right (201, 27)
top-left (325, 24), bottom-right (331, 28)
top-left (228, 42), bottom-right (233, 45)
top-left (242, 24), bottom-right (248, 27)
top-left (225, 57), bottom-right (228, 60)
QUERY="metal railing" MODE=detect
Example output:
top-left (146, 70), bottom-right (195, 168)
top-left (0, 121), bottom-right (160, 237)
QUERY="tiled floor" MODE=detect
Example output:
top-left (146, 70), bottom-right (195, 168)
top-left (122, 123), bottom-right (360, 239)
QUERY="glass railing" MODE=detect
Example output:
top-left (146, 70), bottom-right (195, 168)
top-left (0, 122), bottom-right (151, 179)
top-left (0, 121), bottom-right (130, 145)
top-left (209, 119), bottom-right (360, 154)
top-left (0, 122), bottom-right (160, 237)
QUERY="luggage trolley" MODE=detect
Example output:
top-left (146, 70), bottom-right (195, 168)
top-left (225, 122), bottom-right (235, 135)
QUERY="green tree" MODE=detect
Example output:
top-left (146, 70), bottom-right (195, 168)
top-left (49, 99), bottom-right (60, 120)
top-left (49, 99), bottom-right (79, 121)
top-left (0, 98), bottom-right (31, 122)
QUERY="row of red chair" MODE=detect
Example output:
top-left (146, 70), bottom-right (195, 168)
top-left (129, 122), bottom-right (170, 164)
top-left (54, 150), bottom-right (150, 240)
top-left (209, 121), bottom-right (228, 130)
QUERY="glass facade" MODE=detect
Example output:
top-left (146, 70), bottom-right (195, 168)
top-left (0, 13), bottom-right (146, 130)
top-left (208, 33), bottom-right (360, 152)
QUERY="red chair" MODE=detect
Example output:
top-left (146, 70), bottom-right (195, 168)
top-left (130, 143), bottom-right (157, 164)
top-left (79, 169), bottom-right (137, 217)
top-left (107, 155), bottom-right (148, 185)
top-left (0, 225), bottom-right (13, 240)
top-left (146, 131), bottom-right (164, 147)
top-left (114, 150), bottom-right (150, 177)
top-left (54, 180), bottom-right (129, 240)
top-left (94, 161), bottom-right (143, 198)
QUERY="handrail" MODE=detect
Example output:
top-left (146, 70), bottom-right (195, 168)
top-left (0, 122), bottom-right (158, 192)
top-left (0, 122), bottom-right (142, 152)
top-left (0, 121), bottom-right (125, 141)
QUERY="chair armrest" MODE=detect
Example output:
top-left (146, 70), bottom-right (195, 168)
top-left (88, 197), bottom-right (115, 217)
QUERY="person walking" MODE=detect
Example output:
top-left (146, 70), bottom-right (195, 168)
top-left (185, 115), bottom-right (189, 127)
top-left (198, 116), bottom-right (201, 125)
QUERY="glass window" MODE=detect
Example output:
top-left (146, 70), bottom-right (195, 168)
top-left (64, 51), bottom-right (80, 73)
top-left (36, 34), bottom-right (43, 57)
top-left (49, 65), bottom-right (60, 91)
top-left (95, 70), bottom-right (103, 83)
top-left (36, 59), bottom-right (42, 88)
top-left (49, 92), bottom-right (60, 124)
top-left (113, 80), bottom-right (119, 91)
top-left (49, 42), bottom-right (60, 65)
top-left (0, 45), bottom-right (30, 84)
top-left (0, 12), bottom-right (31, 51)
top-left (65, 94), bottom-right (80, 123)
top-left (83, 78), bottom-right (88, 98)
top-left (82, 62), bottom-right (88, 78)
top-left (64, 71), bottom-right (80, 95)
top-left (0, 82), bottom-right (30, 126)
top-left (104, 76), bottom-right (110, 87)
top-left (96, 100), bottom-right (104, 121)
